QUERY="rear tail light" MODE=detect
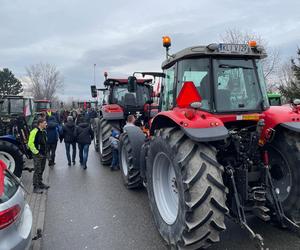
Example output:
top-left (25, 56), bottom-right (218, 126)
top-left (0, 205), bottom-right (21, 230)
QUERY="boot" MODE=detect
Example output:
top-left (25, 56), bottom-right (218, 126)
top-left (33, 187), bottom-right (43, 194)
top-left (40, 183), bottom-right (50, 190)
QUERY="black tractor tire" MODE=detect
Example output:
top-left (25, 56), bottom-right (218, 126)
top-left (0, 140), bottom-right (24, 178)
top-left (92, 118), bottom-right (100, 152)
top-left (119, 128), bottom-right (145, 189)
top-left (267, 130), bottom-right (300, 223)
top-left (146, 128), bottom-right (228, 249)
top-left (98, 118), bottom-right (115, 165)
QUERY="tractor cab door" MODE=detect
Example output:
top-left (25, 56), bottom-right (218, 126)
top-left (161, 64), bottom-right (176, 111)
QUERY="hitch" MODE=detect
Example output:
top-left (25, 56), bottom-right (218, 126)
top-left (226, 167), bottom-right (265, 250)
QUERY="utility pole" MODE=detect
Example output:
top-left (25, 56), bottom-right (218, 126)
top-left (93, 63), bottom-right (96, 85)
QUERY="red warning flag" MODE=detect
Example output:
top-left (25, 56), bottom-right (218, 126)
top-left (0, 160), bottom-right (7, 197)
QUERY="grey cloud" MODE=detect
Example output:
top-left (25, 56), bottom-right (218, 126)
top-left (0, 0), bottom-right (299, 100)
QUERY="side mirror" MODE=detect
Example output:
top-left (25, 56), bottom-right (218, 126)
top-left (91, 85), bottom-right (97, 98)
top-left (127, 76), bottom-right (137, 92)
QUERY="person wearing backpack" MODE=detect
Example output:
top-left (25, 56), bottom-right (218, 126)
top-left (46, 115), bottom-right (61, 167)
top-left (75, 117), bottom-right (94, 169)
top-left (61, 116), bottom-right (77, 166)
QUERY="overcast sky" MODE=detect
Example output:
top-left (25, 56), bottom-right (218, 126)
top-left (0, 0), bottom-right (299, 100)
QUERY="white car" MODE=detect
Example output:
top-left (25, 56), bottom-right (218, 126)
top-left (0, 172), bottom-right (32, 250)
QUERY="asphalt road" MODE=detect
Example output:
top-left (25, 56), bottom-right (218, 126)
top-left (43, 143), bottom-right (300, 250)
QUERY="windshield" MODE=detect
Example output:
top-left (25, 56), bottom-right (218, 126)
top-left (0, 99), bottom-right (8, 114)
top-left (112, 84), bottom-right (150, 107)
top-left (10, 99), bottom-right (24, 114)
top-left (35, 102), bottom-right (50, 111)
top-left (213, 58), bottom-right (265, 112)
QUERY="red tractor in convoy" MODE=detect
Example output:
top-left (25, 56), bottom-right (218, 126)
top-left (34, 99), bottom-right (52, 113)
top-left (118, 37), bottom-right (300, 249)
top-left (91, 75), bottom-right (160, 164)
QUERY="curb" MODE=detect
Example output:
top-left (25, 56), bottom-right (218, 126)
top-left (23, 162), bottom-right (50, 250)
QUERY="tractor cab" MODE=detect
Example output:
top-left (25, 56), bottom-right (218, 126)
top-left (104, 78), bottom-right (153, 117)
top-left (268, 93), bottom-right (282, 106)
top-left (0, 95), bottom-right (33, 117)
top-left (78, 101), bottom-right (91, 110)
top-left (160, 39), bottom-right (269, 114)
top-left (34, 100), bottom-right (52, 113)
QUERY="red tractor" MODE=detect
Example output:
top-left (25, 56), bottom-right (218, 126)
top-left (118, 37), bottom-right (300, 249)
top-left (34, 99), bottom-right (52, 113)
top-left (92, 75), bottom-right (160, 164)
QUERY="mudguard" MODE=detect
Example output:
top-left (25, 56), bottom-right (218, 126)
top-left (150, 108), bottom-right (229, 142)
top-left (123, 126), bottom-right (146, 170)
top-left (280, 122), bottom-right (300, 132)
top-left (0, 135), bottom-right (19, 146)
top-left (262, 106), bottom-right (300, 142)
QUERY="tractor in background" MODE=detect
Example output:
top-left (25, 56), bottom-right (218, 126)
top-left (34, 99), bottom-right (52, 113)
top-left (268, 93), bottom-right (282, 106)
top-left (0, 95), bottom-right (34, 177)
top-left (91, 74), bottom-right (161, 164)
top-left (118, 37), bottom-right (300, 249)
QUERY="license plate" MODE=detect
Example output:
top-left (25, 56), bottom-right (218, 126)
top-left (218, 44), bottom-right (249, 54)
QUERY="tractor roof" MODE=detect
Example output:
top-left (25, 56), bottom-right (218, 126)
top-left (34, 100), bottom-right (51, 103)
top-left (104, 78), bottom-right (153, 86)
top-left (0, 95), bottom-right (24, 99)
top-left (267, 93), bottom-right (281, 98)
top-left (162, 43), bottom-right (267, 69)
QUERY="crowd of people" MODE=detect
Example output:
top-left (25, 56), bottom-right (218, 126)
top-left (27, 106), bottom-right (137, 194)
top-left (28, 108), bottom-right (96, 194)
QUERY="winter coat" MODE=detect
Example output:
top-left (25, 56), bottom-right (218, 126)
top-left (28, 128), bottom-right (47, 156)
top-left (75, 123), bottom-right (94, 145)
top-left (61, 121), bottom-right (76, 143)
top-left (46, 119), bottom-right (60, 144)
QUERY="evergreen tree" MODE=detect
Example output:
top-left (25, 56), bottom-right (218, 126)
top-left (0, 68), bottom-right (23, 97)
top-left (279, 48), bottom-right (300, 101)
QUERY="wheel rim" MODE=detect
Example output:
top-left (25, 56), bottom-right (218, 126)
top-left (269, 147), bottom-right (292, 202)
top-left (152, 152), bottom-right (179, 225)
top-left (121, 144), bottom-right (128, 177)
top-left (0, 151), bottom-right (16, 173)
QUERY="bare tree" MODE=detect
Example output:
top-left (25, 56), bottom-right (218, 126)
top-left (26, 63), bottom-right (63, 100)
top-left (219, 28), bottom-right (280, 84)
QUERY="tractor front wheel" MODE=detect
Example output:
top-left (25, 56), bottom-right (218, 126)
top-left (146, 128), bottom-right (228, 249)
top-left (98, 118), bottom-right (114, 165)
top-left (268, 130), bottom-right (300, 223)
top-left (0, 140), bottom-right (24, 177)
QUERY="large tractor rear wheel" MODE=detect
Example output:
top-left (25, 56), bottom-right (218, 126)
top-left (267, 130), bottom-right (300, 223)
top-left (146, 128), bottom-right (228, 249)
top-left (98, 118), bottom-right (116, 165)
top-left (0, 140), bottom-right (24, 178)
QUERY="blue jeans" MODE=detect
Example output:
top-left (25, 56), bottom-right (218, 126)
top-left (78, 144), bottom-right (90, 167)
top-left (111, 148), bottom-right (119, 169)
top-left (65, 142), bottom-right (76, 164)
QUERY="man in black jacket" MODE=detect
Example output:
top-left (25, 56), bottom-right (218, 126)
top-left (61, 116), bottom-right (77, 166)
top-left (75, 118), bottom-right (94, 169)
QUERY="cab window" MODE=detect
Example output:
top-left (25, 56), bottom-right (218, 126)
top-left (161, 65), bottom-right (175, 111)
top-left (177, 59), bottom-right (210, 110)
